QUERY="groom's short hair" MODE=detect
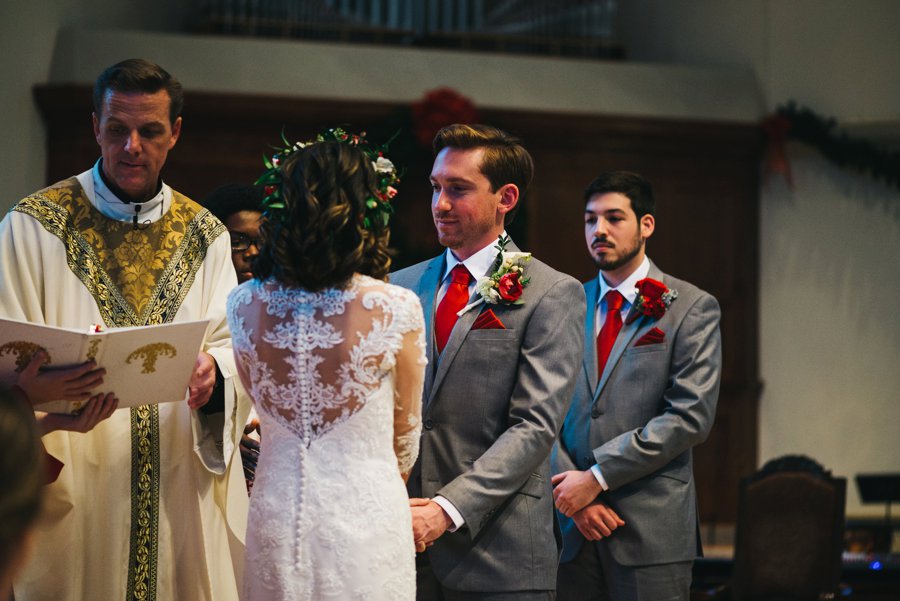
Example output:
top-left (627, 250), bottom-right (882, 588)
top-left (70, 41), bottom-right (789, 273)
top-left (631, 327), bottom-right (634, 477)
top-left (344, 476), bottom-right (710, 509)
top-left (433, 123), bottom-right (533, 225)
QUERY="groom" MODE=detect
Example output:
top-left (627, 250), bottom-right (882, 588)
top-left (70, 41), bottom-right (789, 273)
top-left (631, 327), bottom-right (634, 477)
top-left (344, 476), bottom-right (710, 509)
top-left (391, 124), bottom-right (585, 600)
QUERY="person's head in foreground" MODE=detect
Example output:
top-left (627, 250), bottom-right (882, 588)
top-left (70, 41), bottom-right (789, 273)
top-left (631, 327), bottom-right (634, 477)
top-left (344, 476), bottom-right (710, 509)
top-left (0, 387), bottom-right (44, 598)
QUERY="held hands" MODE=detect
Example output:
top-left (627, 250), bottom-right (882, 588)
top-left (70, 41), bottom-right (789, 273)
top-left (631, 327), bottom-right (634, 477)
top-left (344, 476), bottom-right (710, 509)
top-left (36, 392), bottom-right (119, 435)
top-left (551, 469), bottom-right (603, 517)
top-left (15, 350), bottom-right (106, 405)
top-left (410, 498), bottom-right (452, 553)
top-left (188, 352), bottom-right (216, 410)
top-left (571, 501), bottom-right (625, 541)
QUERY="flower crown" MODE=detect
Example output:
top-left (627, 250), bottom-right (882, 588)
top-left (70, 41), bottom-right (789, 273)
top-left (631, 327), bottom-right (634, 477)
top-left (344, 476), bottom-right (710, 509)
top-left (254, 127), bottom-right (400, 229)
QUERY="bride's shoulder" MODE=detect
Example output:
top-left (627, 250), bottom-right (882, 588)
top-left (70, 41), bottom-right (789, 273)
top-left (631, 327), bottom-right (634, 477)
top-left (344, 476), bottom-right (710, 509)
top-left (355, 275), bottom-right (422, 310)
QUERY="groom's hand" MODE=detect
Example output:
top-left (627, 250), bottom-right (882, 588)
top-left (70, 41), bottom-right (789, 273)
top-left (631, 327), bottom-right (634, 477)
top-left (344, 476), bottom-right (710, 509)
top-left (410, 498), bottom-right (452, 551)
top-left (551, 470), bottom-right (602, 517)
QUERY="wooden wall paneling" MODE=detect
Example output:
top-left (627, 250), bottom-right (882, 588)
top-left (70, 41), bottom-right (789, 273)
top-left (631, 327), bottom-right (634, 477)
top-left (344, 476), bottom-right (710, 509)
top-left (34, 85), bottom-right (761, 523)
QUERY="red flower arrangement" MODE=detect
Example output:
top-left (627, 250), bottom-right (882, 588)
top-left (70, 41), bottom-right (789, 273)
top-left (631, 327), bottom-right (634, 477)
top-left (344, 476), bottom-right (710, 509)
top-left (411, 88), bottom-right (479, 149)
top-left (497, 272), bottom-right (524, 302)
top-left (627, 278), bottom-right (678, 324)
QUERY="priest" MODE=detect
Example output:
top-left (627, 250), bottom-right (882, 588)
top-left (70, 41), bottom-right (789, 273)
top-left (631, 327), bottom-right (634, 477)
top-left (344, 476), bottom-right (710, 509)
top-left (0, 59), bottom-right (250, 600)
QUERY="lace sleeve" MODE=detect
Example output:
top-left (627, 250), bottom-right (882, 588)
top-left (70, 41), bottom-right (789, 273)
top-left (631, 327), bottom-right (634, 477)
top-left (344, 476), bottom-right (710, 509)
top-left (392, 291), bottom-right (425, 480)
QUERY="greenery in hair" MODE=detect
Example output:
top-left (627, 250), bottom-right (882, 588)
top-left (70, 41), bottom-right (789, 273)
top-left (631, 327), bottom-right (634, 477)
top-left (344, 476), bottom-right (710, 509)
top-left (255, 127), bottom-right (401, 228)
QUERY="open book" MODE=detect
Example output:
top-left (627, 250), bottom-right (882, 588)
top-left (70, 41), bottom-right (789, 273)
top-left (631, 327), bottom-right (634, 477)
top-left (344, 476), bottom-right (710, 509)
top-left (0, 317), bottom-right (210, 413)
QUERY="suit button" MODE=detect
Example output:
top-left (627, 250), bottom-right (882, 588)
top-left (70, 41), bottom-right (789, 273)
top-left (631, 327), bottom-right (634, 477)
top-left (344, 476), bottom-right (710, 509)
top-left (423, 419), bottom-right (434, 430)
top-left (590, 408), bottom-right (600, 418)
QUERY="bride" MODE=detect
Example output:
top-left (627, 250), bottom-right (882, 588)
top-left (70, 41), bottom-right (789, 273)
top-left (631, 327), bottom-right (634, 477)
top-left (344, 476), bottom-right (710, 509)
top-left (227, 132), bottom-right (424, 600)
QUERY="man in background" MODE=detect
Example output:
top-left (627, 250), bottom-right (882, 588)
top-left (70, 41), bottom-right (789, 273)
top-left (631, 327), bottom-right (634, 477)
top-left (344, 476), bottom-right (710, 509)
top-left (204, 183), bottom-right (264, 490)
top-left (552, 171), bottom-right (721, 601)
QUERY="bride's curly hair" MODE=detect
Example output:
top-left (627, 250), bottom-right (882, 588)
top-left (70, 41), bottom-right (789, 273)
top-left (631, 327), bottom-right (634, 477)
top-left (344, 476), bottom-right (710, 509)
top-left (252, 141), bottom-right (391, 290)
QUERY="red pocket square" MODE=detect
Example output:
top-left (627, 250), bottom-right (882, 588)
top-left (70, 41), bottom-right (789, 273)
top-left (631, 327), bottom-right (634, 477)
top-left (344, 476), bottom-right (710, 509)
top-left (472, 309), bottom-right (506, 330)
top-left (634, 327), bottom-right (665, 347)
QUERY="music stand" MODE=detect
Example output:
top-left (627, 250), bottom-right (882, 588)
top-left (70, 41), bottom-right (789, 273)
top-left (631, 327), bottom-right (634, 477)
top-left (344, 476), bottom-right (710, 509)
top-left (856, 473), bottom-right (900, 552)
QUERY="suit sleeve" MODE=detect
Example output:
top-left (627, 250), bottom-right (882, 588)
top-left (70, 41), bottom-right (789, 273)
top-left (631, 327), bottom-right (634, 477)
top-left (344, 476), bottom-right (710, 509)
top-left (438, 276), bottom-right (586, 538)
top-left (593, 293), bottom-right (721, 491)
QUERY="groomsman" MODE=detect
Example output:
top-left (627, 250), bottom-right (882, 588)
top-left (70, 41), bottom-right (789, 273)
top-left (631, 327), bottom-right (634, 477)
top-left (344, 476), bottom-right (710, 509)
top-left (552, 171), bottom-right (721, 600)
top-left (391, 124), bottom-right (585, 600)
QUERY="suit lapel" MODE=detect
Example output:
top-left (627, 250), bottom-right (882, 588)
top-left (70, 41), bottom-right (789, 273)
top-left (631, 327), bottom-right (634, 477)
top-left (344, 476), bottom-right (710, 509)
top-left (583, 279), bottom-right (599, 393)
top-left (427, 239), bottom-right (513, 409)
top-left (427, 286), bottom-right (481, 409)
top-left (414, 256), bottom-right (444, 404)
top-left (592, 262), bottom-right (667, 406)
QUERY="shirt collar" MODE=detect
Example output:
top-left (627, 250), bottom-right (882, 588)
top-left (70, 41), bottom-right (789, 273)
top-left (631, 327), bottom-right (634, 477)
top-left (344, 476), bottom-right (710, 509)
top-left (442, 233), bottom-right (508, 282)
top-left (597, 255), bottom-right (651, 307)
top-left (80, 159), bottom-right (170, 223)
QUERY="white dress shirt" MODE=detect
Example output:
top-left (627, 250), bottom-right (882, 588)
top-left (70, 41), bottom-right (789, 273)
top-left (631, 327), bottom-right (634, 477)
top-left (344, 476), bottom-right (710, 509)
top-left (590, 255), bottom-right (651, 490)
top-left (432, 235), bottom-right (508, 531)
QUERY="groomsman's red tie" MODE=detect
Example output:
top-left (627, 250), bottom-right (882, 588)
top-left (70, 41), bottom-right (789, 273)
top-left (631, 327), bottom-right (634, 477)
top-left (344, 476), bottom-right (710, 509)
top-left (597, 290), bottom-right (624, 378)
top-left (435, 264), bottom-right (472, 353)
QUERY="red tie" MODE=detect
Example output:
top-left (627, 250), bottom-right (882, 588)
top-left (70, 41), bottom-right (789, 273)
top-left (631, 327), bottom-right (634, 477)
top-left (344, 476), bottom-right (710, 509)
top-left (435, 264), bottom-right (472, 353)
top-left (596, 290), bottom-right (624, 378)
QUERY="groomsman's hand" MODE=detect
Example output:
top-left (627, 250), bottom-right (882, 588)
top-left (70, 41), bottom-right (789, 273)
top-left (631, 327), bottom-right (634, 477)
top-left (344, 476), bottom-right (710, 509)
top-left (572, 501), bottom-right (625, 541)
top-left (551, 470), bottom-right (602, 517)
top-left (410, 498), bottom-right (452, 551)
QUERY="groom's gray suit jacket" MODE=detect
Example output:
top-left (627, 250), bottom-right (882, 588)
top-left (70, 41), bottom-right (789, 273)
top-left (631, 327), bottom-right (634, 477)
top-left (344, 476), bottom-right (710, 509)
top-left (553, 261), bottom-right (721, 567)
top-left (391, 242), bottom-right (585, 593)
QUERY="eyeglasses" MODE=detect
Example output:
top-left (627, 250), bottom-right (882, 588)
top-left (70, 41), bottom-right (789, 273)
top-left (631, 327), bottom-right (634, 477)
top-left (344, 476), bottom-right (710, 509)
top-left (230, 233), bottom-right (260, 252)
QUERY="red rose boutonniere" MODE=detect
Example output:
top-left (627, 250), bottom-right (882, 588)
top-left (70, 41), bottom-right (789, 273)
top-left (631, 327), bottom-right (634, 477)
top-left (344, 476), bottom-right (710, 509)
top-left (627, 278), bottom-right (677, 324)
top-left (458, 235), bottom-right (531, 316)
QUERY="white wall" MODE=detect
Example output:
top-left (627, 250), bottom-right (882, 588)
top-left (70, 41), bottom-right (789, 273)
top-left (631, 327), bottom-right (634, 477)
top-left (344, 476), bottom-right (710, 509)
top-left (1, 0), bottom-right (898, 517)
top-left (622, 0), bottom-right (900, 517)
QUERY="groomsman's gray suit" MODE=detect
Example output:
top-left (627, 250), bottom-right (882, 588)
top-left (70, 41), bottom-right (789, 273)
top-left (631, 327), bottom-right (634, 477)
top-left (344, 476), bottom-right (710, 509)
top-left (392, 242), bottom-right (585, 596)
top-left (553, 260), bottom-right (721, 595)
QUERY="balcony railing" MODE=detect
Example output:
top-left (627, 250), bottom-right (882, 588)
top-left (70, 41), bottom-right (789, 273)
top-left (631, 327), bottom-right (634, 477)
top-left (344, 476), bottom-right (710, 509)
top-left (189, 0), bottom-right (622, 59)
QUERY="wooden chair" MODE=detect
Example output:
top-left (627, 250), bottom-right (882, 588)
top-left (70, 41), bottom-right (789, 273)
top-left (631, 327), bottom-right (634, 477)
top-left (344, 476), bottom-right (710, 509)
top-left (729, 455), bottom-right (846, 601)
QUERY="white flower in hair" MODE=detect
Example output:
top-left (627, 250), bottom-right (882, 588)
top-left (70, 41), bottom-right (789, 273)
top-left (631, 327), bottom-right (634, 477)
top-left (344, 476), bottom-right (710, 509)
top-left (374, 156), bottom-right (395, 173)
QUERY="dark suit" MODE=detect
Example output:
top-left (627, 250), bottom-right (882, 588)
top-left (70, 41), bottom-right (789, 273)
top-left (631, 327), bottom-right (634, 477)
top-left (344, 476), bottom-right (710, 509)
top-left (553, 260), bottom-right (721, 600)
top-left (391, 243), bottom-right (585, 597)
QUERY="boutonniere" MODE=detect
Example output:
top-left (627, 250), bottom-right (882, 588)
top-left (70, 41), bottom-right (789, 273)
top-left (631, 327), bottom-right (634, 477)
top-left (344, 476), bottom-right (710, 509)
top-left (626, 278), bottom-right (678, 324)
top-left (458, 235), bottom-right (532, 316)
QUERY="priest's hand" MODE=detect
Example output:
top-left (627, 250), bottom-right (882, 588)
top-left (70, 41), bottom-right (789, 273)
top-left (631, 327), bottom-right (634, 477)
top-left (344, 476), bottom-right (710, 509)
top-left (188, 352), bottom-right (216, 410)
top-left (36, 392), bottom-right (119, 435)
top-left (15, 350), bottom-right (106, 405)
top-left (552, 469), bottom-right (603, 517)
top-left (410, 498), bottom-right (451, 552)
top-left (572, 501), bottom-right (625, 541)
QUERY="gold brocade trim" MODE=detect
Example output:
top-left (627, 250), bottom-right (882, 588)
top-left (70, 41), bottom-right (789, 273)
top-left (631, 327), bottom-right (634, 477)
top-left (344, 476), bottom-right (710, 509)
top-left (13, 179), bottom-right (225, 601)
top-left (126, 404), bottom-right (160, 601)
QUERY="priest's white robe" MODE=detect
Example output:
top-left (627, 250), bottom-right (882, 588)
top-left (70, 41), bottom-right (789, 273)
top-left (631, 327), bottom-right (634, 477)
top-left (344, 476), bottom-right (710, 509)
top-left (0, 165), bottom-right (250, 601)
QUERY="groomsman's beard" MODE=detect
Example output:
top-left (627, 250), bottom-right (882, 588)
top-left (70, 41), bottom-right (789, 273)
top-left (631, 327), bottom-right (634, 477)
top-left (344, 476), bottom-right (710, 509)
top-left (592, 234), bottom-right (644, 272)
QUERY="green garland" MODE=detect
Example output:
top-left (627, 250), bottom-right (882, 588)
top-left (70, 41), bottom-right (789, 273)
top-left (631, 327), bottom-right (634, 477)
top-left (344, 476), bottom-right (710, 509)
top-left (775, 102), bottom-right (900, 190)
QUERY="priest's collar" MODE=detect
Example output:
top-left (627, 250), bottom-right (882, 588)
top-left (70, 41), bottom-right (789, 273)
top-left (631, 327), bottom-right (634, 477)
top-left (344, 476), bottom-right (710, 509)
top-left (76, 159), bottom-right (172, 225)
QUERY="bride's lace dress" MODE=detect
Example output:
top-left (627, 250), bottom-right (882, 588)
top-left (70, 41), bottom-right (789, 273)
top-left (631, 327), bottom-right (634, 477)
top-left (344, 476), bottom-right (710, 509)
top-left (227, 274), bottom-right (425, 600)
